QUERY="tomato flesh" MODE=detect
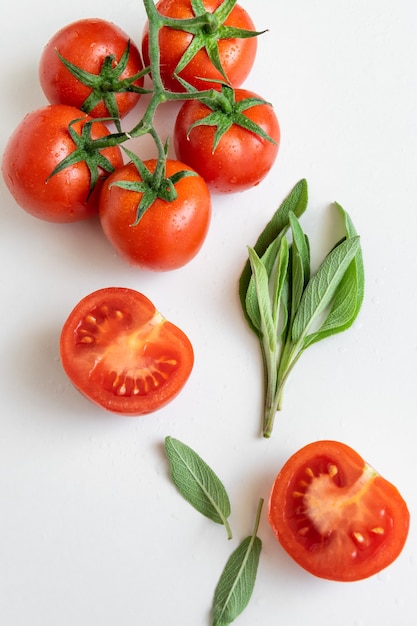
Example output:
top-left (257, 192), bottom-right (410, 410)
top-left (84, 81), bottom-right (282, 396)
top-left (60, 288), bottom-right (194, 415)
top-left (268, 440), bottom-right (410, 582)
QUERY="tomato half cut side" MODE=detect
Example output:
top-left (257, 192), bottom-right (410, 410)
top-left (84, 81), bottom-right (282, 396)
top-left (60, 288), bottom-right (194, 415)
top-left (268, 440), bottom-right (410, 582)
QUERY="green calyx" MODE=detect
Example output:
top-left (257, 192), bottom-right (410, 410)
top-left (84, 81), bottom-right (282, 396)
top-left (46, 117), bottom-right (118, 197)
top-left (160, 0), bottom-right (266, 84)
top-left (111, 147), bottom-right (197, 225)
top-left (187, 84), bottom-right (277, 152)
top-left (56, 42), bottom-right (150, 131)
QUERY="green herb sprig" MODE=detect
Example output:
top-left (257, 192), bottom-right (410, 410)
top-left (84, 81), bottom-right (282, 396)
top-left (239, 179), bottom-right (365, 438)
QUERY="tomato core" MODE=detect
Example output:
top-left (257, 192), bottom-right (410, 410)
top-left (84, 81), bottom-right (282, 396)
top-left (75, 304), bottom-right (175, 398)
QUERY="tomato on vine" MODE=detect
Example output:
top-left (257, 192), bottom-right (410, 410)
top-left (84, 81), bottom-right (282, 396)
top-left (99, 151), bottom-right (212, 271)
top-left (174, 86), bottom-right (280, 192)
top-left (268, 440), bottom-right (410, 582)
top-left (141, 0), bottom-right (262, 92)
top-left (39, 18), bottom-right (147, 128)
top-left (60, 288), bottom-right (194, 415)
top-left (2, 104), bottom-right (123, 223)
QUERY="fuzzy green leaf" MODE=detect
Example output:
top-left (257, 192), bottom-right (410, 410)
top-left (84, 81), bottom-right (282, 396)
top-left (165, 437), bottom-right (232, 539)
top-left (247, 248), bottom-right (276, 351)
top-left (291, 236), bottom-right (361, 344)
top-left (244, 234), bottom-right (282, 339)
top-left (271, 236), bottom-right (289, 327)
top-left (288, 211), bottom-right (310, 321)
top-left (239, 179), bottom-right (308, 329)
top-left (303, 204), bottom-right (364, 347)
top-left (211, 499), bottom-right (263, 626)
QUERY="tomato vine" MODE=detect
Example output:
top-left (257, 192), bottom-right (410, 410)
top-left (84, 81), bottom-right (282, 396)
top-left (52, 0), bottom-right (268, 216)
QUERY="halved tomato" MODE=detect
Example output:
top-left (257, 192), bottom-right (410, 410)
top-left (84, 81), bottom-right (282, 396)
top-left (268, 440), bottom-right (410, 582)
top-left (60, 287), bottom-right (194, 415)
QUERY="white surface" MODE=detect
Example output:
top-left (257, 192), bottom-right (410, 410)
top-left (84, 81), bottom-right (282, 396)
top-left (1, 1), bottom-right (416, 625)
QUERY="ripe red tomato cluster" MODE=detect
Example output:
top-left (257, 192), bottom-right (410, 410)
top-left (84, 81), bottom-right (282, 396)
top-left (2, 2), bottom-right (280, 272)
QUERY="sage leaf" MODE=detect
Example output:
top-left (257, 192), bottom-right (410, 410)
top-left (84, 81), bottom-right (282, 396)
top-left (279, 270), bottom-right (290, 342)
top-left (247, 248), bottom-right (276, 351)
top-left (244, 248), bottom-right (266, 335)
top-left (244, 233), bottom-right (284, 339)
top-left (165, 437), bottom-right (232, 539)
top-left (271, 235), bottom-right (289, 327)
top-left (303, 261), bottom-right (357, 345)
top-left (239, 178), bottom-right (308, 328)
top-left (289, 211), bottom-right (310, 320)
top-left (211, 499), bottom-right (263, 626)
top-left (291, 236), bottom-right (361, 344)
top-left (302, 203), bottom-right (364, 348)
top-left (246, 236), bottom-right (289, 342)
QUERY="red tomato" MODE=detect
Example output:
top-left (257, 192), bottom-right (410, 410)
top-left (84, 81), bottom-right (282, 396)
top-left (2, 104), bottom-right (123, 223)
top-left (268, 440), bottom-right (410, 582)
top-left (99, 160), bottom-right (211, 271)
top-left (141, 0), bottom-right (257, 92)
top-left (39, 18), bottom-right (144, 119)
top-left (60, 287), bottom-right (194, 415)
top-left (173, 89), bottom-right (280, 193)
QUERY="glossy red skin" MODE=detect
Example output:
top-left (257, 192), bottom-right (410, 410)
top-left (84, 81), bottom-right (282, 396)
top-left (174, 89), bottom-right (280, 193)
top-left (268, 440), bottom-right (410, 582)
top-left (141, 0), bottom-right (257, 92)
top-left (39, 18), bottom-right (144, 119)
top-left (60, 287), bottom-right (194, 415)
top-left (99, 160), bottom-right (212, 271)
top-left (2, 104), bottom-right (124, 223)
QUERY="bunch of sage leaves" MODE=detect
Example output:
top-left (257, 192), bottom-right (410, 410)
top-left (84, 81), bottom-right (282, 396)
top-left (239, 179), bottom-right (364, 437)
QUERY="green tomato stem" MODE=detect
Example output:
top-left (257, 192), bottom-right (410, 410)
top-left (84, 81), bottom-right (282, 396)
top-left (61, 0), bottom-right (264, 217)
top-left (91, 0), bottom-right (229, 159)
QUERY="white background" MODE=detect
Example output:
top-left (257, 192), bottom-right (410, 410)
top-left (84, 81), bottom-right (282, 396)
top-left (1, 1), bottom-right (416, 625)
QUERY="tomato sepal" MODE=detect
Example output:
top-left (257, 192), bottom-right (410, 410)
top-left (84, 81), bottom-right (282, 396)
top-left (55, 42), bottom-right (151, 131)
top-left (195, 84), bottom-right (277, 151)
top-left (111, 147), bottom-right (198, 225)
top-left (155, 0), bottom-right (265, 85)
top-left (46, 116), bottom-right (119, 198)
